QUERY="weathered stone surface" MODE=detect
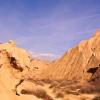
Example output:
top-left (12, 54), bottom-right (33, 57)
top-left (40, 30), bottom-right (100, 81)
top-left (30, 59), bottom-right (50, 79)
top-left (0, 30), bottom-right (100, 100)
top-left (0, 40), bottom-right (36, 100)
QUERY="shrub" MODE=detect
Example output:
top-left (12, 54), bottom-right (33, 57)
top-left (21, 88), bottom-right (54, 100)
top-left (79, 88), bottom-right (100, 94)
top-left (41, 79), bottom-right (52, 84)
top-left (49, 81), bottom-right (59, 88)
top-left (93, 96), bottom-right (100, 100)
top-left (56, 92), bottom-right (64, 98)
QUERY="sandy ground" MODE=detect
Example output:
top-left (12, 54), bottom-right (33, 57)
top-left (16, 80), bottom-right (99, 100)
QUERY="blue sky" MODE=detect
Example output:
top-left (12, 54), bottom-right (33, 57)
top-left (0, 0), bottom-right (100, 59)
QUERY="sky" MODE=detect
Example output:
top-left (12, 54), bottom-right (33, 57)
top-left (0, 0), bottom-right (100, 59)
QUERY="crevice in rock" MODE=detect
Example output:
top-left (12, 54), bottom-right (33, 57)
top-left (0, 64), bottom-right (3, 68)
top-left (87, 67), bottom-right (98, 74)
top-left (87, 54), bottom-right (94, 66)
top-left (15, 79), bottom-right (24, 96)
top-left (87, 65), bottom-right (100, 82)
top-left (10, 57), bottom-right (23, 72)
top-left (25, 65), bottom-right (30, 71)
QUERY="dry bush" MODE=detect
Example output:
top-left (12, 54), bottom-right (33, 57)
top-left (64, 90), bottom-right (72, 94)
top-left (79, 88), bottom-right (93, 94)
top-left (79, 87), bottom-right (100, 94)
top-left (21, 89), bottom-right (31, 94)
top-left (54, 80), bottom-right (79, 90)
top-left (33, 80), bottom-right (44, 86)
top-left (59, 80), bottom-right (78, 87)
top-left (49, 81), bottom-right (59, 88)
top-left (51, 80), bottom-right (81, 95)
top-left (21, 88), bottom-right (54, 100)
top-left (58, 81), bottom-right (69, 87)
top-left (56, 92), bottom-right (64, 98)
top-left (52, 88), bottom-right (57, 93)
top-left (64, 90), bottom-right (79, 95)
top-left (75, 85), bottom-right (82, 89)
top-left (66, 85), bottom-right (77, 90)
top-left (41, 79), bottom-right (52, 84)
top-left (93, 96), bottom-right (100, 100)
top-left (26, 78), bottom-right (44, 86)
top-left (65, 85), bottom-right (82, 91)
top-left (80, 97), bottom-right (88, 100)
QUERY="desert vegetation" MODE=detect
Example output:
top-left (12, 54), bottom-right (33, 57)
top-left (21, 88), bottom-right (54, 100)
top-left (17, 79), bottom-right (100, 100)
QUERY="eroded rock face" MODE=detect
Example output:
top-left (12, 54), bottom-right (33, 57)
top-left (0, 40), bottom-right (52, 100)
top-left (40, 30), bottom-right (100, 81)
top-left (30, 59), bottom-right (50, 79)
top-left (0, 40), bottom-right (31, 93)
top-left (0, 31), bottom-right (100, 100)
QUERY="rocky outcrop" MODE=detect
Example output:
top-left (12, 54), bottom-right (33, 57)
top-left (40, 30), bottom-right (100, 81)
top-left (0, 40), bottom-right (32, 98)
top-left (30, 59), bottom-right (50, 79)
top-left (1, 30), bottom-right (100, 100)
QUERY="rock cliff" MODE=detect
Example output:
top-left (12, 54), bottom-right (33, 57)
top-left (0, 40), bottom-right (39, 100)
top-left (40, 30), bottom-right (100, 81)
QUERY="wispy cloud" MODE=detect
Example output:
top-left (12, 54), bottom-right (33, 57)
top-left (29, 51), bottom-right (56, 60)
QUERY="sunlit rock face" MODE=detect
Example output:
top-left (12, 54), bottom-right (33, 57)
top-left (0, 40), bottom-right (32, 94)
top-left (0, 40), bottom-right (43, 100)
top-left (0, 31), bottom-right (100, 100)
top-left (40, 30), bottom-right (100, 81)
top-left (29, 59), bottom-right (50, 79)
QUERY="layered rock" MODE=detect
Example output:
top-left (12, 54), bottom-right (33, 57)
top-left (40, 30), bottom-right (100, 81)
top-left (0, 30), bottom-right (100, 100)
top-left (0, 40), bottom-right (31, 94)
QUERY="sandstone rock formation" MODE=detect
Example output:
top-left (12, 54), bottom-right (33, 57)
top-left (0, 30), bottom-right (100, 100)
top-left (0, 40), bottom-right (41, 100)
top-left (0, 40), bottom-right (31, 90)
top-left (30, 59), bottom-right (50, 79)
top-left (40, 30), bottom-right (100, 81)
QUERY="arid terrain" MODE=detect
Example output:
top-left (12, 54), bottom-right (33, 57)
top-left (0, 30), bottom-right (100, 100)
